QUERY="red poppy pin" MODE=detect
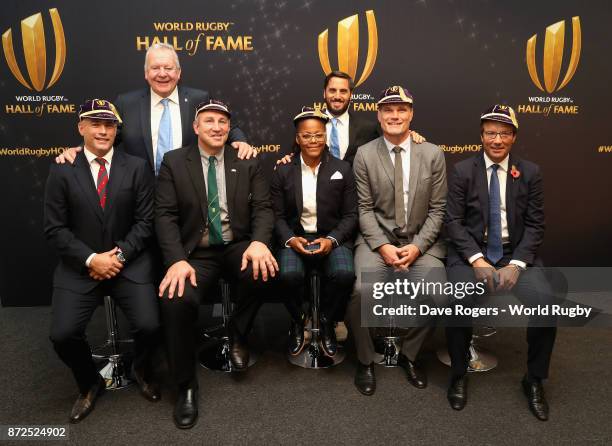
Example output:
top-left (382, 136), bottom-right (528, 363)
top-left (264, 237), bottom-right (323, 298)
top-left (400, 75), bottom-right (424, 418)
top-left (510, 165), bottom-right (521, 179)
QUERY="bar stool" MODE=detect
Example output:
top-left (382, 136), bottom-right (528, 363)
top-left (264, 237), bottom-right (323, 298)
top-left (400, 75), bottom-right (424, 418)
top-left (288, 268), bottom-right (345, 368)
top-left (199, 279), bottom-right (257, 372)
top-left (91, 296), bottom-right (133, 389)
top-left (373, 327), bottom-right (402, 367)
top-left (437, 326), bottom-right (498, 372)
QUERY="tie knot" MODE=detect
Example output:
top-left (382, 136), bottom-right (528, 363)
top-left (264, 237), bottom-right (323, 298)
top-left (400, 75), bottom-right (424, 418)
top-left (393, 146), bottom-right (402, 154)
top-left (491, 163), bottom-right (499, 172)
top-left (95, 158), bottom-right (106, 166)
top-left (208, 156), bottom-right (217, 166)
top-left (160, 98), bottom-right (170, 107)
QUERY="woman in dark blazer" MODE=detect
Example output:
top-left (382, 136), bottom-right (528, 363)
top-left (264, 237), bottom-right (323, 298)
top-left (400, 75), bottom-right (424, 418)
top-left (270, 107), bottom-right (358, 357)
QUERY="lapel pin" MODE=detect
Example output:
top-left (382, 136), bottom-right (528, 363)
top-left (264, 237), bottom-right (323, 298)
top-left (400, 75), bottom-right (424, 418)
top-left (231, 168), bottom-right (237, 172)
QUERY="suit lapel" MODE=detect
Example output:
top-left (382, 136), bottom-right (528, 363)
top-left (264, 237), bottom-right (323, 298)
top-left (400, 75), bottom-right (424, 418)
top-left (475, 154), bottom-right (489, 230)
top-left (347, 112), bottom-right (357, 160)
top-left (293, 156), bottom-right (303, 218)
top-left (406, 139), bottom-right (421, 219)
top-left (505, 155), bottom-right (518, 243)
top-left (376, 138), bottom-right (394, 187)
top-left (315, 152), bottom-right (331, 228)
top-left (224, 146), bottom-right (238, 218)
top-left (73, 150), bottom-right (104, 223)
top-left (140, 89), bottom-right (154, 169)
top-left (179, 86), bottom-right (192, 143)
top-left (186, 145), bottom-right (208, 221)
top-left (102, 150), bottom-right (127, 225)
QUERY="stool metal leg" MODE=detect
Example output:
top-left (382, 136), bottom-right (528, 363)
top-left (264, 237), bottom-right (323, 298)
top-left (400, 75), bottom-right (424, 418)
top-left (95, 296), bottom-right (133, 390)
top-left (200, 281), bottom-right (257, 372)
top-left (437, 328), bottom-right (498, 372)
top-left (288, 270), bottom-right (345, 368)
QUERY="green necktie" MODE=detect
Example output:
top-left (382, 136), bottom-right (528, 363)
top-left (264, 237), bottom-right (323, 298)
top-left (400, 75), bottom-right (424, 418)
top-left (207, 156), bottom-right (223, 245)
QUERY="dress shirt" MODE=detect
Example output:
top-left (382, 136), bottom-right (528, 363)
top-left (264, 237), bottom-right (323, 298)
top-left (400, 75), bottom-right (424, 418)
top-left (198, 147), bottom-right (233, 246)
top-left (325, 109), bottom-right (349, 160)
top-left (383, 135), bottom-right (411, 224)
top-left (150, 87), bottom-right (182, 166)
top-left (468, 153), bottom-right (526, 269)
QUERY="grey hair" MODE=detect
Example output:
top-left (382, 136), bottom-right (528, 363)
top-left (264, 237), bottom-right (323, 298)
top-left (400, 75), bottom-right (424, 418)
top-left (144, 43), bottom-right (181, 71)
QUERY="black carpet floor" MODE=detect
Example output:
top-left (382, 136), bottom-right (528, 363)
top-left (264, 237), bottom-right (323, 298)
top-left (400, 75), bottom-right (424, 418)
top-left (0, 304), bottom-right (610, 445)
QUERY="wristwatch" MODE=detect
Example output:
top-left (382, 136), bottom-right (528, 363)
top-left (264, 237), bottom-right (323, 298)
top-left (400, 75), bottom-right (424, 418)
top-left (116, 249), bottom-right (127, 264)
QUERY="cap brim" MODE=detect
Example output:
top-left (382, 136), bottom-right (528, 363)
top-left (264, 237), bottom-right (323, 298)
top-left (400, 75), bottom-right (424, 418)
top-left (196, 105), bottom-right (231, 118)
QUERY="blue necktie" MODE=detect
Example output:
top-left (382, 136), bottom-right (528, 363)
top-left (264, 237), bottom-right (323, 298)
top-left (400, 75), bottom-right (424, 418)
top-left (329, 118), bottom-right (340, 158)
top-left (487, 164), bottom-right (503, 264)
top-left (155, 98), bottom-right (173, 175)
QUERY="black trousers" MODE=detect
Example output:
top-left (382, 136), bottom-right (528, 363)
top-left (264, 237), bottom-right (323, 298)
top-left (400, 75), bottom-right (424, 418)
top-left (159, 241), bottom-right (269, 389)
top-left (50, 279), bottom-right (160, 394)
top-left (445, 247), bottom-right (557, 381)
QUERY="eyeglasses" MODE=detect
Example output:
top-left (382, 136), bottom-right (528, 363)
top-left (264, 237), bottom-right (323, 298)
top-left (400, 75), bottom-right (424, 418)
top-left (483, 130), bottom-right (514, 140)
top-left (298, 133), bottom-right (326, 142)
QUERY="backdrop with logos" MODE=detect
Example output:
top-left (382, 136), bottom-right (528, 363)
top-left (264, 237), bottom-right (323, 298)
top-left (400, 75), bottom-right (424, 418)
top-left (1, 0), bottom-right (611, 306)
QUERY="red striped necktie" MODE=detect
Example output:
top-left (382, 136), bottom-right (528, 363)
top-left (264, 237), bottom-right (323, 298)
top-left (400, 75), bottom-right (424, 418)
top-left (95, 158), bottom-right (108, 209)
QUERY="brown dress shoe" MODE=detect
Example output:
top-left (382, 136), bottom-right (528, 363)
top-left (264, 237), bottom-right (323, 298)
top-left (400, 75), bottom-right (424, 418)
top-left (69, 375), bottom-right (105, 423)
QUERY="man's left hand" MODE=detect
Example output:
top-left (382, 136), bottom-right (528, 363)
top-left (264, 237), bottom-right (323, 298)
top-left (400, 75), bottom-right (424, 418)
top-left (395, 244), bottom-right (420, 269)
top-left (241, 241), bottom-right (278, 281)
top-left (496, 264), bottom-right (521, 291)
top-left (232, 141), bottom-right (257, 159)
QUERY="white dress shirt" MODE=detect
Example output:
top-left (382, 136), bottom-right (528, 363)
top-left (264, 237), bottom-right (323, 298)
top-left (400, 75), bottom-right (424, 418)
top-left (150, 87), bottom-right (182, 166)
top-left (198, 147), bottom-right (233, 246)
top-left (383, 135), bottom-right (411, 225)
top-left (468, 153), bottom-right (526, 268)
top-left (83, 146), bottom-right (114, 266)
top-left (325, 109), bottom-right (350, 160)
top-left (300, 154), bottom-right (320, 233)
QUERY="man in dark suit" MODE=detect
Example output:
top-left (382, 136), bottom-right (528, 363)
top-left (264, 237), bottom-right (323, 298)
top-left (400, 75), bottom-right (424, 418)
top-left (445, 105), bottom-right (555, 421)
top-left (44, 100), bottom-right (160, 423)
top-left (155, 99), bottom-right (277, 429)
top-left (55, 43), bottom-right (255, 169)
top-left (271, 107), bottom-right (358, 357)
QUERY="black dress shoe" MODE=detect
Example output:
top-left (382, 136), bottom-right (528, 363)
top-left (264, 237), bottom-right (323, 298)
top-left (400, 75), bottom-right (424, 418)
top-left (132, 364), bottom-right (161, 402)
top-left (69, 375), bottom-right (105, 424)
top-left (229, 339), bottom-right (250, 370)
top-left (397, 354), bottom-right (427, 389)
top-left (174, 387), bottom-right (198, 429)
top-left (319, 317), bottom-right (337, 357)
top-left (354, 362), bottom-right (376, 396)
top-left (447, 376), bottom-right (468, 410)
top-left (288, 319), bottom-right (306, 356)
top-left (522, 376), bottom-right (549, 421)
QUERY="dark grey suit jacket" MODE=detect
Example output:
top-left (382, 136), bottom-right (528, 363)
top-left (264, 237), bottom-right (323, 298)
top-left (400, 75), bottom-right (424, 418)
top-left (155, 144), bottom-right (274, 267)
top-left (114, 85), bottom-right (247, 172)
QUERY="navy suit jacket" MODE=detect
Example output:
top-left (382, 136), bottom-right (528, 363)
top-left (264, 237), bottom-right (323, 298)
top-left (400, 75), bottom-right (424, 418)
top-left (44, 150), bottom-right (156, 293)
top-left (445, 153), bottom-right (545, 267)
top-left (114, 85), bottom-right (247, 172)
top-left (271, 150), bottom-right (358, 249)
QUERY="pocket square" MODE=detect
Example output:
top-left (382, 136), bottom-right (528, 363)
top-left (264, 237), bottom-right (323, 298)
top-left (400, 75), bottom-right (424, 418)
top-left (330, 171), bottom-right (343, 180)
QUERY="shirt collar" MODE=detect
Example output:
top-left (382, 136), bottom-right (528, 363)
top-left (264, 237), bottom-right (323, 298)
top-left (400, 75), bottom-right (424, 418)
top-left (300, 154), bottom-right (321, 174)
top-left (199, 146), bottom-right (225, 162)
top-left (325, 109), bottom-right (349, 126)
top-left (383, 135), bottom-right (411, 153)
top-left (151, 87), bottom-right (179, 106)
top-left (483, 152), bottom-right (509, 172)
top-left (83, 146), bottom-right (114, 165)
